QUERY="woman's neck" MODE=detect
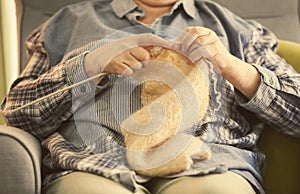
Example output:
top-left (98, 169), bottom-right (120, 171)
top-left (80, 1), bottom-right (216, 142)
top-left (134, 0), bottom-right (177, 24)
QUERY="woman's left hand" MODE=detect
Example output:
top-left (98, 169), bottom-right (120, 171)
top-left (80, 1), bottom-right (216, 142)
top-left (173, 26), bottom-right (234, 74)
top-left (173, 26), bottom-right (261, 99)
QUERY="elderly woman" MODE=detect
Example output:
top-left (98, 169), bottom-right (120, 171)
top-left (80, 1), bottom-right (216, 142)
top-left (2, 0), bottom-right (300, 193)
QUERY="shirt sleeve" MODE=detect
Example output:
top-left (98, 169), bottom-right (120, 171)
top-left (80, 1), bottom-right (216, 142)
top-left (236, 20), bottom-right (300, 137)
top-left (1, 28), bottom-right (107, 139)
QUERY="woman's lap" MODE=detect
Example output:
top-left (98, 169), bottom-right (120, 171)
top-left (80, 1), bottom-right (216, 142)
top-left (43, 171), bottom-right (256, 194)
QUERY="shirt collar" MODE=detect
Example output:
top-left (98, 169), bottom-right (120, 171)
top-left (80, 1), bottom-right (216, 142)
top-left (111, 0), bottom-right (196, 19)
top-left (181, 0), bottom-right (197, 18)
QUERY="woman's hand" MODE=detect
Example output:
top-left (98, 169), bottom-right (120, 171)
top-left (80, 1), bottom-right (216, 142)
top-left (102, 46), bottom-right (150, 76)
top-left (173, 26), bottom-right (233, 74)
top-left (84, 33), bottom-right (172, 79)
top-left (174, 26), bottom-right (261, 99)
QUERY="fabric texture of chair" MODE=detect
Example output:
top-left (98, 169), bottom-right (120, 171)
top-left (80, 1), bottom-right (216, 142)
top-left (0, 125), bottom-right (42, 194)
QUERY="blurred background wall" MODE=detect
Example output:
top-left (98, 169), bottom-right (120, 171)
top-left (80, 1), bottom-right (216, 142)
top-left (0, 0), bottom-right (18, 124)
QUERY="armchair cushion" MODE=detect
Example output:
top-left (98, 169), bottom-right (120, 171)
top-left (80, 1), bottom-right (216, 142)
top-left (0, 125), bottom-right (42, 194)
top-left (277, 40), bottom-right (300, 72)
top-left (257, 40), bottom-right (300, 194)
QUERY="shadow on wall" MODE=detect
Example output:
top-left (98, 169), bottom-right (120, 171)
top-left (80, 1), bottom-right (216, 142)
top-left (0, 8), bottom-right (6, 125)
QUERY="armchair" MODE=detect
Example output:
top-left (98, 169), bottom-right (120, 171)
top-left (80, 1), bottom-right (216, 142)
top-left (0, 0), bottom-right (299, 194)
top-left (0, 125), bottom-right (41, 194)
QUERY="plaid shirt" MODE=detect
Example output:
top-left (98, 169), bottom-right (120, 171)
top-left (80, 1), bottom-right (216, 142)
top-left (1, 0), bottom-right (300, 193)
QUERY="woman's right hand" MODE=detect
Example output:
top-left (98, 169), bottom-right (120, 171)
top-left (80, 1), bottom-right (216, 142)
top-left (102, 46), bottom-right (150, 76)
top-left (84, 33), bottom-right (172, 79)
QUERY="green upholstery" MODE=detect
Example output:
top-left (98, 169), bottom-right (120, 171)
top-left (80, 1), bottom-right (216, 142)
top-left (277, 40), bottom-right (300, 72)
top-left (258, 40), bottom-right (300, 194)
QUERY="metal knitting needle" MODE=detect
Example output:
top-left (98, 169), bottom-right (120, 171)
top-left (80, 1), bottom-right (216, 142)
top-left (5, 72), bottom-right (108, 114)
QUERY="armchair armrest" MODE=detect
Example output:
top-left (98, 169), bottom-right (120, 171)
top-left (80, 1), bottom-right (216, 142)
top-left (277, 40), bottom-right (300, 72)
top-left (0, 125), bottom-right (42, 194)
top-left (258, 40), bottom-right (300, 194)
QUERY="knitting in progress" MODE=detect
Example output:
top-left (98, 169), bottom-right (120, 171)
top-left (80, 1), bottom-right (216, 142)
top-left (121, 47), bottom-right (211, 176)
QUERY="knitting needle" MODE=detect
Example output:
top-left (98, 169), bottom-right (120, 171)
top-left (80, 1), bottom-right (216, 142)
top-left (3, 47), bottom-right (163, 115)
top-left (4, 72), bottom-right (108, 115)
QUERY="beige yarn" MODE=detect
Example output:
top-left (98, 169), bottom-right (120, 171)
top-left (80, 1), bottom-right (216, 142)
top-left (121, 47), bottom-right (210, 177)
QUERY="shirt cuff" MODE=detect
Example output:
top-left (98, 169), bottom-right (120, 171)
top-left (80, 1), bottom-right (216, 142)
top-left (235, 64), bottom-right (280, 112)
top-left (63, 52), bottom-right (108, 100)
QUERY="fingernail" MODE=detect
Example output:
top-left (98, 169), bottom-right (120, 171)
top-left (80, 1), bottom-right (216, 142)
top-left (121, 68), bottom-right (133, 76)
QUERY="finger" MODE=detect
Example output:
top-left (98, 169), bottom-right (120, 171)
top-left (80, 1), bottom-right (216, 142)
top-left (143, 46), bottom-right (154, 52)
top-left (134, 33), bottom-right (173, 49)
top-left (173, 28), bottom-right (201, 52)
top-left (172, 27), bottom-right (208, 58)
top-left (187, 47), bottom-right (206, 63)
top-left (183, 27), bottom-right (218, 60)
top-left (187, 27), bottom-right (218, 45)
top-left (121, 52), bottom-right (144, 71)
top-left (104, 60), bottom-right (134, 76)
top-left (124, 60), bottom-right (143, 71)
top-left (186, 27), bottom-right (211, 37)
top-left (129, 47), bottom-right (151, 62)
top-left (120, 66), bottom-right (134, 76)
